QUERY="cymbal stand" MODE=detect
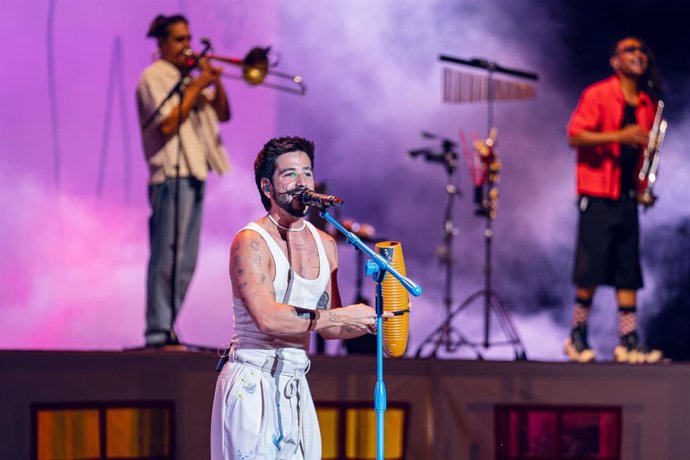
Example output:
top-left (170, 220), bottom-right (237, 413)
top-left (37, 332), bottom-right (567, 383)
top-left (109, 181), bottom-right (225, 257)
top-left (411, 138), bottom-right (483, 358)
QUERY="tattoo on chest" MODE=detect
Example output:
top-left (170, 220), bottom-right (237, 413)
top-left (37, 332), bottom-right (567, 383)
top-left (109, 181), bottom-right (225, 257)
top-left (317, 292), bottom-right (329, 309)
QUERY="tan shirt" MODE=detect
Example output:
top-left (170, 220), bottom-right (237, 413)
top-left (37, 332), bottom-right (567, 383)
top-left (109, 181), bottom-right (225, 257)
top-left (136, 59), bottom-right (230, 184)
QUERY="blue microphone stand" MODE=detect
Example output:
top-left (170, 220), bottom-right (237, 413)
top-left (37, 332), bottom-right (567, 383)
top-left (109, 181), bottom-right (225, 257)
top-left (321, 210), bottom-right (422, 460)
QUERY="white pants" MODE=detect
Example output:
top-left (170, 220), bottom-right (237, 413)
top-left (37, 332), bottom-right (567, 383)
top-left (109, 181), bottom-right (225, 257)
top-left (210, 348), bottom-right (321, 460)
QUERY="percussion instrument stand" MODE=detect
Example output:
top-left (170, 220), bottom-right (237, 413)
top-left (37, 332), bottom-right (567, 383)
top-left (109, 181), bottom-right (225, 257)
top-left (451, 62), bottom-right (526, 359)
top-left (413, 142), bottom-right (483, 358)
top-left (433, 55), bottom-right (538, 360)
top-left (451, 192), bottom-right (527, 360)
top-left (450, 61), bottom-right (527, 360)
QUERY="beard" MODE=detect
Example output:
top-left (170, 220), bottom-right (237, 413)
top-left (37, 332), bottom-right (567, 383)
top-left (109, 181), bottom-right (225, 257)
top-left (275, 189), bottom-right (308, 218)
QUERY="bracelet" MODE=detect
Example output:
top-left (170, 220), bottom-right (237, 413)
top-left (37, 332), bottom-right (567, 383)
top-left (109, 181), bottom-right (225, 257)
top-left (307, 309), bottom-right (321, 332)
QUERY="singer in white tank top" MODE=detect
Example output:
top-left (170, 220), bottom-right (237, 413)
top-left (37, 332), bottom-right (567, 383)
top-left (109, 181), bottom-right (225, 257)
top-left (210, 140), bottom-right (388, 460)
top-left (211, 221), bottom-right (328, 460)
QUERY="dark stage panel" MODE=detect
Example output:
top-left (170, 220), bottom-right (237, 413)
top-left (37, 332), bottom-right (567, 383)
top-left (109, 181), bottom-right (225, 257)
top-left (1, 350), bottom-right (688, 459)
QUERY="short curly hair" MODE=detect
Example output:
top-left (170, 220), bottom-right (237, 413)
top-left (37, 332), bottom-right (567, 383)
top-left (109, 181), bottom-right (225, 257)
top-left (254, 137), bottom-right (315, 211)
top-left (146, 14), bottom-right (188, 43)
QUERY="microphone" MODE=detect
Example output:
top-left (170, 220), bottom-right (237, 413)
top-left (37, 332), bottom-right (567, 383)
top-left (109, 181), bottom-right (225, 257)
top-left (183, 37), bottom-right (212, 68)
top-left (375, 241), bottom-right (411, 358)
top-left (293, 185), bottom-right (344, 208)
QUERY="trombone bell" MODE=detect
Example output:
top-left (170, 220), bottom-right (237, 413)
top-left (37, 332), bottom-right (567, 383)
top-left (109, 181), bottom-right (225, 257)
top-left (244, 66), bottom-right (266, 85)
top-left (241, 47), bottom-right (269, 85)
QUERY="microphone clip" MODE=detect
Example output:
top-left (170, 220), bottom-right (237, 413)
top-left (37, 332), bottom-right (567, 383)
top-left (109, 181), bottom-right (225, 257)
top-left (408, 131), bottom-right (458, 174)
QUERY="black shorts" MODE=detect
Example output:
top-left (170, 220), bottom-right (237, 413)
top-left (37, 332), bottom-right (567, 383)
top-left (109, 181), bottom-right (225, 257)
top-left (572, 195), bottom-right (643, 289)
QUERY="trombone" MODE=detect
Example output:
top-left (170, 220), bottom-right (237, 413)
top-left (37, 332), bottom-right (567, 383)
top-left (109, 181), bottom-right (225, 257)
top-left (208, 47), bottom-right (306, 95)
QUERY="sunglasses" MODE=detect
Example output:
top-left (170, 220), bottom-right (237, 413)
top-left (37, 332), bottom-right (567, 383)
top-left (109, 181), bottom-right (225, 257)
top-left (619, 45), bottom-right (648, 55)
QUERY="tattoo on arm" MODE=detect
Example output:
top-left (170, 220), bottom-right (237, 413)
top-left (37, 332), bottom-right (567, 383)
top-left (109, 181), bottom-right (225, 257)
top-left (317, 292), bottom-right (329, 309)
top-left (250, 239), bottom-right (260, 251)
top-left (328, 311), bottom-right (337, 322)
top-left (234, 256), bottom-right (246, 276)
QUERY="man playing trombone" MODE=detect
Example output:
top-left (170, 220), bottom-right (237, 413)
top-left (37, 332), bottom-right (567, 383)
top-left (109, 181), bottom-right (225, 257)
top-left (564, 36), bottom-right (663, 364)
top-left (136, 14), bottom-right (231, 348)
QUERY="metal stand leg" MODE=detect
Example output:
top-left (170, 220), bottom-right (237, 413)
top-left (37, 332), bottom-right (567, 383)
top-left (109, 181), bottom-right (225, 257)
top-left (414, 153), bottom-right (484, 358)
top-left (449, 215), bottom-right (527, 359)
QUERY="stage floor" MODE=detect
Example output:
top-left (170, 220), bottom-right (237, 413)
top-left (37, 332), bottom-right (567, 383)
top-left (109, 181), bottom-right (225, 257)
top-left (1, 350), bottom-right (688, 459)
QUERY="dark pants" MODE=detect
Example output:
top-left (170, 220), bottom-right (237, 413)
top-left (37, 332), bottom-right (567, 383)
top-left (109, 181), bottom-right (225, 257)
top-left (146, 177), bottom-right (205, 345)
top-left (572, 194), bottom-right (643, 290)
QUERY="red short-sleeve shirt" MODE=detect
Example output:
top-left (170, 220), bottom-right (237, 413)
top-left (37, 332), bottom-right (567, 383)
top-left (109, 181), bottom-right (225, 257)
top-left (567, 75), bottom-right (655, 199)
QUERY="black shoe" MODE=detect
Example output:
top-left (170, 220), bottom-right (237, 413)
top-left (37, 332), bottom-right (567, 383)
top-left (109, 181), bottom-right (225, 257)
top-left (564, 324), bottom-right (596, 363)
top-left (144, 333), bottom-right (183, 350)
top-left (614, 331), bottom-right (662, 364)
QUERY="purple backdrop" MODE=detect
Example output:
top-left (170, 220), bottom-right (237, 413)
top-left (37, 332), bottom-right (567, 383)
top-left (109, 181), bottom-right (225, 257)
top-left (1, 0), bottom-right (688, 361)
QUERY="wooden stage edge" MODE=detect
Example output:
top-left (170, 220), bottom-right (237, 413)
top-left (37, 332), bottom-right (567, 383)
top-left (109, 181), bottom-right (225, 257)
top-left (1, 350), bottom-right (689, 459)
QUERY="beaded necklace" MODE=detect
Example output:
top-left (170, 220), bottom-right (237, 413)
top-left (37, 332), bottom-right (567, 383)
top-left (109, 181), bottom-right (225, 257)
top-left (267, 214), bottom-right (306, 232)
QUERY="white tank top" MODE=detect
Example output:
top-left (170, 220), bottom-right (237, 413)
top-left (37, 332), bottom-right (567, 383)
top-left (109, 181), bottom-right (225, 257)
top-left (231, 221), bottom-right (330, 350)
